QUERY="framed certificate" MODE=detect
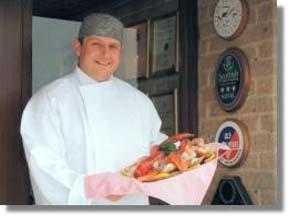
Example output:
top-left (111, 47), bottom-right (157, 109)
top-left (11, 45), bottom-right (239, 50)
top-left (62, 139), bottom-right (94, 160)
top-left (150, 13), bottom-right (179, 75)
top-left (150, 89), bottom-right (179, 136)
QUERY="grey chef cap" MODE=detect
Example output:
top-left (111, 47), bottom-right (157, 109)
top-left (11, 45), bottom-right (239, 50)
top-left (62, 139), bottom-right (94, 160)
top-left (78, 13), bottom-right (124, 43)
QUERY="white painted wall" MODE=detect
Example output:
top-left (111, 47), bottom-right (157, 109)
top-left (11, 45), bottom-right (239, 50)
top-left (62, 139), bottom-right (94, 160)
top-left (32, 16), bottom-right (138, 93)
top-left (32, 16), bottom-right (81, 93)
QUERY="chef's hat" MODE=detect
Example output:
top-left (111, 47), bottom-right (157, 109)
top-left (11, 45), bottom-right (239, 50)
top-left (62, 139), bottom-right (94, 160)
top-left (78, 13), bottom-right (124, 43)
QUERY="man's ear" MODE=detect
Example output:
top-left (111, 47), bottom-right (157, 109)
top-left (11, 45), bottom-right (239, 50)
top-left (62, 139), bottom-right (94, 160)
top-left (119, 43), bottom-right (124, 55)
top-left (73, 39), bottom-right (82, 57)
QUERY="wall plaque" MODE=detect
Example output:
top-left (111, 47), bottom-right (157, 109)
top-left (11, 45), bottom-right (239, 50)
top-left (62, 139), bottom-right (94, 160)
top-left (213, 0), bottom-right (249, 40)
top-left (215, 119), bottom-right (250, 167)
top-left (215, 48), bottom-right (250, 112)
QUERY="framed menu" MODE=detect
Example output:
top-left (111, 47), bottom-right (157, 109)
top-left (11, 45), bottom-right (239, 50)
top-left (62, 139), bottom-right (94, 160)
top-left (150, 13), bottom-right (179, 75)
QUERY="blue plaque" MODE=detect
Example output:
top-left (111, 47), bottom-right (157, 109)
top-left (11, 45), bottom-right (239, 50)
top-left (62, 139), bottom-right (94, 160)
top-left (215, 48), bottom-right (250, 111)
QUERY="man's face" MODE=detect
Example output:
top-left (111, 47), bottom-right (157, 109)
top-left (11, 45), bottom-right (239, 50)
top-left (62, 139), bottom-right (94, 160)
top-left (73, 35), bottom-right (122, 82)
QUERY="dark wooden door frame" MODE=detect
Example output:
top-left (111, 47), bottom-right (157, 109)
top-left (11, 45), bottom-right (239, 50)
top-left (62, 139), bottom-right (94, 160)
top-left (20, 0), bottom-right (33, 204)
top-left (21, 0), bottom-right (32, 108)
top-left (178, 0), bottom-right (199, 136)
top-left (0, 0), bottom-right (32, 204)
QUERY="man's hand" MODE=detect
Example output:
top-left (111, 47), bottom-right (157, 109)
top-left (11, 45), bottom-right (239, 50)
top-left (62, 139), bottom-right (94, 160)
top-left (105, 195), bottom-right (124, 202)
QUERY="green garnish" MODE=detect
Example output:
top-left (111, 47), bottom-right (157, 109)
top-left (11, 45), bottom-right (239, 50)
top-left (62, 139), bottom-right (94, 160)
top-left (160, 142), bottom-right (177, 155)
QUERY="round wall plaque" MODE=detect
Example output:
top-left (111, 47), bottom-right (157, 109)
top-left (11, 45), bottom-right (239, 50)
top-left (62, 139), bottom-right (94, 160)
top-left (215, 119), bottom-right (250, 168)
top-left (215, 48), bottom-right (250, 112)
top-left (213, 0), bottom-right (249, 40)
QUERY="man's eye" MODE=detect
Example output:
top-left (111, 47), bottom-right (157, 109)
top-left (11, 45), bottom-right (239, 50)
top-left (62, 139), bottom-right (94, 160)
top-left (92, 43), bottom-right (101, 46)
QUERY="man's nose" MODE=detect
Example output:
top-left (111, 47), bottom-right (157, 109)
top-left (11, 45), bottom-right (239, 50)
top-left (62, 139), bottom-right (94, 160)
top-left (101, 45), bottom-right (111, 59)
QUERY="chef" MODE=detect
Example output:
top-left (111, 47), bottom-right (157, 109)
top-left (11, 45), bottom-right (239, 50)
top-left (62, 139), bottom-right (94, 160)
top-left (20, 13), bottom-right (168, 205)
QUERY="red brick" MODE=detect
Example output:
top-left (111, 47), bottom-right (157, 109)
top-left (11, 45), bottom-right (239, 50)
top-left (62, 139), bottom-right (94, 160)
top-left (250, 132), bottom-right (274, 153)
top-left (257, 1), bottom-right (277, 22)
top-left (241, 153), bottom-right (259, 169)
top-left (259, 152), bottom-right (276, 170)
top-left (199, 53), bottom-right (219, 72)
top-left (251, 59), bottom-right (274, 77)
top-left (259, 40), bottom-right (275, 58)
top-left (260, 114), bottom-right (277, 132)
top-left (200, 22), bottom-right (215, 39)
top-left (238, 115), bottom-right (260, 132)
top-left (248, 79), bottom-right (256, 97)
top-left (240, 97), bottom-right (273, 113)
top-left (260, 189), bottom-right (277, 205)
top-left (199, 39), bottom-right (210, 56)
top-left (239, 171), bottom-right (276, 189)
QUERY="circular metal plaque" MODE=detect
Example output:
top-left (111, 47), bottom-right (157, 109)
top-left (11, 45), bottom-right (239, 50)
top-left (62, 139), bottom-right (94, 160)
top-left (215, 48), bottom-right (250, 112)
top-left (215, 119), bottom-right (250, 167)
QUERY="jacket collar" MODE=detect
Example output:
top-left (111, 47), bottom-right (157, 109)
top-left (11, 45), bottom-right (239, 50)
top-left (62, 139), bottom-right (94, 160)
top-left (75, 66), bottom-right (114, 86)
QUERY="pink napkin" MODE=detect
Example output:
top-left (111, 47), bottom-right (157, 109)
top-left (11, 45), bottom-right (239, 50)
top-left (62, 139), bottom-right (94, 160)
top-left (84, 143), bottom-right (229, 205)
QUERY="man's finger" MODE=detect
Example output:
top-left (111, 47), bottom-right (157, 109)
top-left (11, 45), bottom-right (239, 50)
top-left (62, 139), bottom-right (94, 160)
top-left (105, 195), bottom-right (124, 202)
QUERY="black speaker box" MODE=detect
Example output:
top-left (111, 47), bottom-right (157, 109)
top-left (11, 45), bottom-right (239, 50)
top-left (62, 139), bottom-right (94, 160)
top-left (212, 176), bottom-right (253, 205)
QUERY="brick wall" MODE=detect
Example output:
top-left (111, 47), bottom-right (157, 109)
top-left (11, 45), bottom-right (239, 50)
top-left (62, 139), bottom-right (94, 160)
top-left (198, 0), bottom-right (277, 205)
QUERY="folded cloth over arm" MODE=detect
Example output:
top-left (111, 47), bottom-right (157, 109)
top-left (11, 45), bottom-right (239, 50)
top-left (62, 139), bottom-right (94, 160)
top-left (84, 143), bottom-right (229, 205)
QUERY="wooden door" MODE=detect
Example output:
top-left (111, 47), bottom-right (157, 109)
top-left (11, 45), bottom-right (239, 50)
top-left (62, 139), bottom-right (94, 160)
top-left (0, 0), bottom-right (32, 204)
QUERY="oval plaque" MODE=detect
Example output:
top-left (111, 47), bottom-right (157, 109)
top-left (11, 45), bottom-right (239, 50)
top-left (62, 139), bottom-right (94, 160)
top-left (215, 119), bottom-right (250, 167)
top-left (215, 48), bottom-right (250, 112)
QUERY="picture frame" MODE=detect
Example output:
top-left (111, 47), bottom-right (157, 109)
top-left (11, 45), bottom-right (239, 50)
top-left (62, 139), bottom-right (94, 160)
top-left (150, 88), bottom-right (179, 136)
top-left (150, 12), bottom-right (179, 76)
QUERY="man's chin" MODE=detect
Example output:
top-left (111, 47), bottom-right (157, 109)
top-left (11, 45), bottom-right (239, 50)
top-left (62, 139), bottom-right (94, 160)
top-left (82, 67), bottom-right (114, 82)
top-left (97, 77), bottom-right (111, 82)
top-left (94, 72), bottom-right (113, 82)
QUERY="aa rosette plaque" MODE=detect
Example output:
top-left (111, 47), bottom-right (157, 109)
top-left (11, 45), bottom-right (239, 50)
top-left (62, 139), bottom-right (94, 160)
top-left (215, 48), bottom-right (250, 112)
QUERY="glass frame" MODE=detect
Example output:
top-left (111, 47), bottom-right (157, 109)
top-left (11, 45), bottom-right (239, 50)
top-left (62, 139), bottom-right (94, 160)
top-left (150, 12), bottom-right (179, 76)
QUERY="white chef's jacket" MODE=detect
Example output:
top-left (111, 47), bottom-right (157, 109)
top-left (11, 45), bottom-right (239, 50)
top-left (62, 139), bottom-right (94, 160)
top-left (20, 66), bottom-right (168, 205)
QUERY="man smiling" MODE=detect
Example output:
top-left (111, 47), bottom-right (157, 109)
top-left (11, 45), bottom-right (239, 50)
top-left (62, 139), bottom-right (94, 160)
top-left (74, 36), bottom-right (121, 82)
top-left (20, 13), bottom-right (167, 205)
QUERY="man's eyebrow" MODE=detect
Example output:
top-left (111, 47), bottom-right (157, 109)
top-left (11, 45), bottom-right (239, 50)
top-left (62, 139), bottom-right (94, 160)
top-left (110, 42), bottom-right (120, 47)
